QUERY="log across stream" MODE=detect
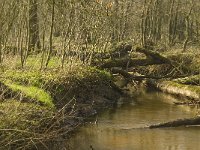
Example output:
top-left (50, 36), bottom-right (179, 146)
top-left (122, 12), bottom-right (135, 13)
top-left (66, 89), bottom-right (200, 150)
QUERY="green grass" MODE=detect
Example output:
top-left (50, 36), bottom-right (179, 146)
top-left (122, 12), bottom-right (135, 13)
top-left (4, 81), bottom-right (54, 108)
top-left (1, 65), bottom-right (112, 86)
top-left (0, 56), bottom-right (113, 109)
top-left (25, 55), bottom-right (62, 69)
top-left (0, 66), bottom-right (112, 108)
top-left (1, 70), bottom-right (42, 86)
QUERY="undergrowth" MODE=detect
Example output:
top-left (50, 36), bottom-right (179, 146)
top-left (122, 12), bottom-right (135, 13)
top-left (0, 57), bottom-right (113, 149)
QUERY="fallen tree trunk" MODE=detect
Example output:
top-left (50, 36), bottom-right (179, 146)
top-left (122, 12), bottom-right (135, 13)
top-left (174, 101), bottom-right (200, 105)
top-left (101, 58), bottom-right (167, 68)
top-left (101, 47), bottom-right (171, 68)
top-left (149, 117), bottom-right (200, 128)
top-left (135, 47), bottom-right (171, 64)
top-left (111, 68), bottom-right (169, 81)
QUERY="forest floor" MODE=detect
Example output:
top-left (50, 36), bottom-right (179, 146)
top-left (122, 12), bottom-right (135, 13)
top-left (0, 57), bottom-right (122, 149)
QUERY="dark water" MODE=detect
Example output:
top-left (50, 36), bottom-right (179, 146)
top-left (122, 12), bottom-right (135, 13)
top-left (69, 90), bottom-right (200, 150)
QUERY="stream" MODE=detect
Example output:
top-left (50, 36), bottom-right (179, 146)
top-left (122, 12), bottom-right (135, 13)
top-left (69, 90), bottom-right (200, 150)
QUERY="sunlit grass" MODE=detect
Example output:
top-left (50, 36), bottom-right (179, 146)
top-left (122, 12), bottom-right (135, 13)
top-left (4, 81), bottom-right (54, 108)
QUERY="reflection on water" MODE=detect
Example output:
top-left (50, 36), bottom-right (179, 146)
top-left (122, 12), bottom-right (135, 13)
top-left (69, 90), bottom-right (200, 150)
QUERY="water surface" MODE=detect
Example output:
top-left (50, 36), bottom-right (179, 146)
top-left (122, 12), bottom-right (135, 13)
top-left (69, 90), bottom-right (200, 150)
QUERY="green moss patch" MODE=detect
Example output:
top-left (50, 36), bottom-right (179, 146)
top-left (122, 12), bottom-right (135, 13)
top-left (1, 70), bottom-right (42, 86)
top-left (0, 66), bottom-right (113, 108)
top-left (4, 81), bottom-right (54, 108)
top-left (1, 66), bottom-right (111, 86)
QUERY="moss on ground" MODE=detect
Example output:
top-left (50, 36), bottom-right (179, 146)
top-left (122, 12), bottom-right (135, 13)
top-left (0, 64), bottom-right (113, 107)
top-left (0, 62), bottom-right (116, 149)
top-left (3, 80), bottom-right (54, 108)
top-left (1, 66), bottom-right (111, 87)
top-left (0, 65), bottom-right (112, 107)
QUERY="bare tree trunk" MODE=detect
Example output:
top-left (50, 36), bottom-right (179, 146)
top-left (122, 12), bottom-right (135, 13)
top-left (196, 20), bottom-right (199, 41)
top-left (183, 4), bottom-right (194, 52)
top-left (45, 0), bottom-right (55, 68)
top-left (40, 28), bottom-right (46, 70)
top-left (0, 37), bottom-right (2, 63)
top-left (29, 0), bottom-right (41, 52)
top-left (168, 0), bottom-right (175, 45)
top-left (171, 1), bottom-right (180, 45)
top-left (141, 0), bottom-right (147, 46)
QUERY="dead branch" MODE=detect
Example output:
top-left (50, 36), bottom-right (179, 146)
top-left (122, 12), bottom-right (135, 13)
top-left (149, 117), bottom-right (200, 128)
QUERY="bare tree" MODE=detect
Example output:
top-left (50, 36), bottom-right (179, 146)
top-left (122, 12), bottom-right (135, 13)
top-left (29, 0), bottom-right (41, 52)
